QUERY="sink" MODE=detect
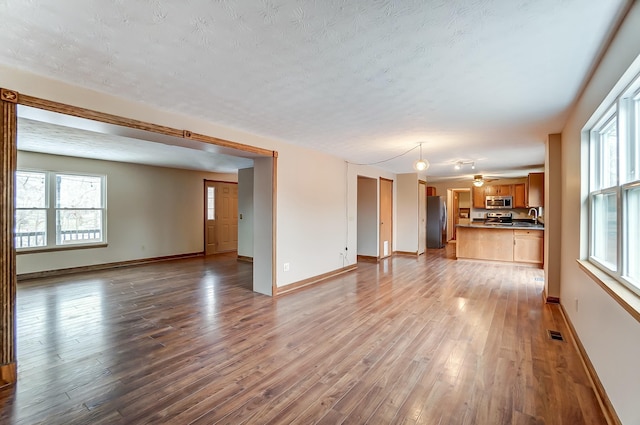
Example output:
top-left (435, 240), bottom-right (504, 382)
top-left (514, 222), bottom-right (542, 228)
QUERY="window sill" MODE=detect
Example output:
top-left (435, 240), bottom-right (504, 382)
top-left (17, 243), bottom-right (108, 255)
top-left (577, 259), bottom-right (640, 323)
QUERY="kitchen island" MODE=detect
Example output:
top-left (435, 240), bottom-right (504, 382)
top-left (456, 222), bottom-right (544, 267)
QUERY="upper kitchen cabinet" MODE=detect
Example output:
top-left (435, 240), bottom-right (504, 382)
top-left (527, 173), bottom-right (545, 207)
top-left (484, 184), bottom-right (512, 196)
top-left (472, 186), bottom-right (485, 208)
top-left (513, 183), bottom-right (527, 208)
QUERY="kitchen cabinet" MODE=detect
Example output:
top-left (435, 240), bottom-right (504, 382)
top-left (456, 227), bottom-right (514, 262)
top-left (528, 172), bottom-right (544, 207)
top-left (472, 186), bottom-right (485, 208)
top-left (426, 186), bottom-right (436, 196)
top-left (484, 184), bottom-right (512, 196)
top-left (513, 183), bottom-right (527, 208)
top-left (456, 226), bottom-right (543, 267)
top-left (513, 229), bottom-right (543, 265)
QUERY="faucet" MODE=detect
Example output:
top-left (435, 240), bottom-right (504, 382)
top-left (528, 208), bottom-right (538, 223)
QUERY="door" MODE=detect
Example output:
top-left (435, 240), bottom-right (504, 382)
top-left (379, 178), bottom-right (393, 259)
top-left (418, 181), bottom-right (426, 254)
top-left (204, 181), bottom-right (238, 255)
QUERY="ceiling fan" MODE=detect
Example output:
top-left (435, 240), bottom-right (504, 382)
top-left (472, 174), bottom-right (501, 187)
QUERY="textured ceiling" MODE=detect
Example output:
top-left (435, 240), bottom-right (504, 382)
top-left (0, 0), bottom-right (629, 179)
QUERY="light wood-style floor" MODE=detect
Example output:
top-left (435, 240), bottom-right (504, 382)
top-left (1, 247), bottom-right (606, 424)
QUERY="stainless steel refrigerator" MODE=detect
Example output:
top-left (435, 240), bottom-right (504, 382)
top-left (427, 196), bottom-right (447, 248)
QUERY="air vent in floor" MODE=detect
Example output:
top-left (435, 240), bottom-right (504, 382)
top-left (547, 330), bottom-right (564, 341)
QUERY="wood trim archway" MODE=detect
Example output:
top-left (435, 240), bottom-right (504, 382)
top-left (0, 89), bottom-right (17, 387)
top-left (0, 87), bottom-right (278, 386)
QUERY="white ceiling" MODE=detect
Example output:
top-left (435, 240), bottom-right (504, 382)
top-left (0, 0), bottom-right (629, 180)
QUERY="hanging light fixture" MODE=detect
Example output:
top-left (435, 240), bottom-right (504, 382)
top-left (473, 174), bottom-right (484, 187)
top-left (414, 142), bottom-right (429, 171)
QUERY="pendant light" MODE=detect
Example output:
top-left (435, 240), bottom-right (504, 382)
top-left (414, 143), bottom-right (429, 171)
top-left (473, 175), bottom-right (484, 187)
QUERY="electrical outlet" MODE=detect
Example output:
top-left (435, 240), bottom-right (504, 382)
top-left (283, 262), bottom-right (290, 272)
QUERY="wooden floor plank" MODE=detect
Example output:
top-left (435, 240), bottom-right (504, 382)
top-left (0, 247), bottom-right (609, 424)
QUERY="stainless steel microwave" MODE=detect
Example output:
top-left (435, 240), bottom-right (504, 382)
top-left (485, 195), bottom-right (513, 209)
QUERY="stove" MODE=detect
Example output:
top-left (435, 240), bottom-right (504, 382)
top-left (485, 212), bottom-right (513, 225)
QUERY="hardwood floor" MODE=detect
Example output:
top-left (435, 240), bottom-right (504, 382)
top-left (0, 247), bottom-right (606, 424)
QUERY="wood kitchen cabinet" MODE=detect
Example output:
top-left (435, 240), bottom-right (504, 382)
top-left (513, 183), bottom-right (527, 208)
top-left (457, 226), bottom-right (543, 267)
top-left (484, 184), bottom-right (512, 196)
top-left (456, 227), bottom-right (514, 262)
top-left (513, 229), bottom-right (543, 265)
top-left (483, 185), bottom-right (497, 196)
top-left (472, 186), bottom-right (485, 208)
top-left (528, 172), bottom-right (544, 207)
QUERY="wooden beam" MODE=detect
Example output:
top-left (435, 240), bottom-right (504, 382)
top-left (0, 88), bottom-right (17, 386)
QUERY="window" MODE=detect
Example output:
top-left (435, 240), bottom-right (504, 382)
top-left (207, 186), bottom-right (215, 220)
top-left (15, 171), bottom-right (47, 248)
top-left (15, 171), bottom-right (106, 250)
top-left (589, 75), bottom-right (640, 293)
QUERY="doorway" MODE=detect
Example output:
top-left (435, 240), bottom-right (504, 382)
top-left (448, 188), bottom-right (471, 241)
top-left (379, 178), bottom-right (393, 259)
top-left (356, 176), bottom-right (378, 261)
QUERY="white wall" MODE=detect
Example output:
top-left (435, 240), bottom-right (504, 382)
top-left (275, 145), bottom-right (349, 286)
top-left (560, 3), bottom-right (640, 424)
top-left (458, 191), bottom-right (470, 208)
top-left (545, 134), bottom-right (562, 299)
top-left (17, 151), bottom-right (236, 274)
top-left (253, 157), bottom-right (273, 295)
top-left (237, 167), bottom-right (254, 258)
top-left (396, 173), bottom-right (419, 253)
top-left (356, 176), bottom-right (377, 257)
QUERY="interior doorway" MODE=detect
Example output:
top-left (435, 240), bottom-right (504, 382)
top-left (447, 188), bottom-right (471, 241)
top-left (356, 176), bottom-right (378, 261)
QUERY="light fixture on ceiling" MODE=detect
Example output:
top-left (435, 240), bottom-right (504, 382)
top-left (455, 160), bottom-right (475, 170)
top-left (414, 142), bottom-right (429, 171)
top-left (473, 174), bottom-right (484, 187)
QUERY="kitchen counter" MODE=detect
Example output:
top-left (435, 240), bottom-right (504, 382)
top-left (456, 222), bottom-right (544, 230)
top-left (456, 224), bottom-right (544, 267)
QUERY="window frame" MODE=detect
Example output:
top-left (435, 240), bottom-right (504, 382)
top-left (15, 169), bottom-right (107, 252)
top-left (588, 75), bottom-right (640, 296)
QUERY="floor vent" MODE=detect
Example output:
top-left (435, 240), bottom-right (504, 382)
top-left (548, 330), bottom-right (565, 341)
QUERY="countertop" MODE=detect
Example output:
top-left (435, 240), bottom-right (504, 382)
top-left (456, 222), bottom-right (544, 230)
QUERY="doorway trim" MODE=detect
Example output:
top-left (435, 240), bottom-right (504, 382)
top-left (0, 87), bottom-right (279, 386)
